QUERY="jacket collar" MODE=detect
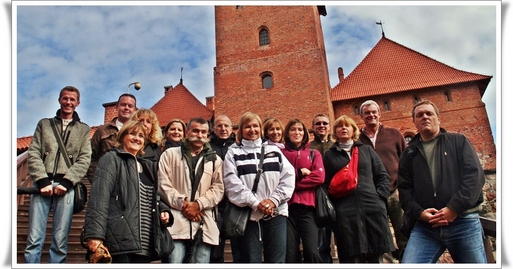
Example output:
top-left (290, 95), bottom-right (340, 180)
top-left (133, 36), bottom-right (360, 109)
top-left (55, 109), bottom-right (81, 123)
top-left (241, 138), bottom-right (262, 148)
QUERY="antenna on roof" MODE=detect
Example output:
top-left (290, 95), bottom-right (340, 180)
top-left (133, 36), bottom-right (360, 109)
top-left (376, 20), bottom-right (385, 37)
top-left (180, 67), bottom-right (183, 85)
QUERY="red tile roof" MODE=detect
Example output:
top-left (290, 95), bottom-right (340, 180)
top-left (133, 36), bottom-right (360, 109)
top-left (16, 82), bottom-right (213, 153)
top-left (331, 37), bottom-right (492, 101)
top-left (151, 82), bottom-right (213, 127)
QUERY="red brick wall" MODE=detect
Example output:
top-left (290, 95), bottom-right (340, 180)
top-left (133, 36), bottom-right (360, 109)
top-left (332, 83), bottom-right (496, 171)
top-left (213, 6), bottom-right (334, 126)
top-left (103, 102), bottom-right (117, 125)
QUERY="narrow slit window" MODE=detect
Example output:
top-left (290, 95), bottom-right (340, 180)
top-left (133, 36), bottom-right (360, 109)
top-left (384, 101), bottom-right (390, 111)
top-left (445, 91), bottom-right (452, 101)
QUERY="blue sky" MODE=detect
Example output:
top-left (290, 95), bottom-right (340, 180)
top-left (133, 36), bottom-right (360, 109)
top-left (4, 1), bottom-right (510, 265)
top-left (13, 2), bottom-right (499, 142)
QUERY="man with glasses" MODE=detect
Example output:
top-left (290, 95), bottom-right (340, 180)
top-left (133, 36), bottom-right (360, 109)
top-left (309, 114), bottom-right (334, 263)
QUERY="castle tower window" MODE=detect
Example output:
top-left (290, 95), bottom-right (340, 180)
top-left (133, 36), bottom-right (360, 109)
top-left (262, 73), bottom-right (273, 88)
top-left (259, 28), bottom-right (270, 46)
top-left (384, 101), bottom-right (390, 111)
top-left (354, 106), bottom-right (359, 115)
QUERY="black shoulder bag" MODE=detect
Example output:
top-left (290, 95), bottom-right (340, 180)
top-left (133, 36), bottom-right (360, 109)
top-left (50, 118), bottom-right (88, 214)
top-left (220, 146), bottom-right (265, 239)
top-left (312, 149), bottom-right (336, 227)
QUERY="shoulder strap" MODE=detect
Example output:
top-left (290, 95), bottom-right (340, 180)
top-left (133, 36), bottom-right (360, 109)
top-left (50, 118), bottom-right (72, 168)
top-left (310, 149), bottom-right (314, 162)
top-left (251, 146), bottom-right (265, 193)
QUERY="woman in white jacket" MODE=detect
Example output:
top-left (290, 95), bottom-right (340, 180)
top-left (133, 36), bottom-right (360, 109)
top-left (223, 112), bottom-right (295, 263)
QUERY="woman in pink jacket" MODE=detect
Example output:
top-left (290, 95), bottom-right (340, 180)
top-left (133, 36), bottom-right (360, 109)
top-left (280, 119), bottom-right (325, 263)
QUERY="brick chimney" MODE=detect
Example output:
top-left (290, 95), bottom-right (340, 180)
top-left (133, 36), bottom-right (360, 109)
top-left (338, 67), bottom-right (344, 83)
top-left (102, 101), bottom-right (117, 125)
top-left (206, 96), bottom-right (215, 111)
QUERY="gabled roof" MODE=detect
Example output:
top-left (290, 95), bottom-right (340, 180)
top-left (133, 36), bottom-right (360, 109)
top-left (151, 81), bottom-right (213, 127)
top-left (16, 81), bottom-right (212, 153)
top-left (331, 37), bottom-right (492, 101)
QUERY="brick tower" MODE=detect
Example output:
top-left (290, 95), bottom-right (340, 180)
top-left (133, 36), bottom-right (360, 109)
top-left (213, 5), bottom-right (334, 126)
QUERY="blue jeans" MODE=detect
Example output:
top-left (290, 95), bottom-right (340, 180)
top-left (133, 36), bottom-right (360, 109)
top-left (402, 213), bottom-right (487, 263)
top-left (24, 182), bottom-right (74, 263)
top-left (238, 215), bottom-right (287, 263)
top-left (167, 240), bottom-right (211, 263)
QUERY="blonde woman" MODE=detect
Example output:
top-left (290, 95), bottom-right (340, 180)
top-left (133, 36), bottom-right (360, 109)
top-left (129, 108), bottom-right (163, 162)
top-left (322, 115), bottom-right (394, 263)
top-left (85, 121), bottom-right (171, 263)
top-left (223, 112), bottom-right (295, 263)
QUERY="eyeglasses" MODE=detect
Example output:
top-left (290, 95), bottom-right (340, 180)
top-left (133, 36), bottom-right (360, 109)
top-left (315, 121), bottom-right (329, 126)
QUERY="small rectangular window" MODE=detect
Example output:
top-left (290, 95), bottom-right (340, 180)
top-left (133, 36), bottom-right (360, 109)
top-left (445, 91), bottom-right (452, 102)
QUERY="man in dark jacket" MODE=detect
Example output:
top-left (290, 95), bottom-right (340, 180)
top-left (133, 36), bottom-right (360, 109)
top-left (308, 113), bottom-right (335, 263)
top-left (208, 115), bottom-right (237, 263)
top-left (24, 86), bottom-right (91, 263)
top-left (359, 100), bottom-right (407, 262)
top-left (398, 100), bottom-right (487, 263)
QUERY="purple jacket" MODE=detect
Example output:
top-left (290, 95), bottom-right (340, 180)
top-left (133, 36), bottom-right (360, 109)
top-left (281, 143), bottom-right (325, 207)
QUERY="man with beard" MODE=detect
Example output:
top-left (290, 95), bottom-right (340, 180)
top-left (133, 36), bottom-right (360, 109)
top-left (158, 117), bottom-right (224, 263)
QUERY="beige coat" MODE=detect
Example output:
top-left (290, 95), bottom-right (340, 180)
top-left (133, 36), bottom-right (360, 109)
top-left (157, 146), bottom-right (224, 245)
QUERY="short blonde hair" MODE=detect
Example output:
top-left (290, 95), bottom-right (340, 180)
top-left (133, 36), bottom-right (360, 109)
top-left (115, 120), bottom-right (147, 156)
top-left (236, 112), bottom-right (263, 142)
top-left (263, 117), bottom-right (284, 143)
top-left (332, 115), bottom-right (360, 142)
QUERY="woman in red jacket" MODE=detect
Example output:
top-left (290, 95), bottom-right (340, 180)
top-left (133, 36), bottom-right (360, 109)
top-left (280, 119), bottom-right (325, 263)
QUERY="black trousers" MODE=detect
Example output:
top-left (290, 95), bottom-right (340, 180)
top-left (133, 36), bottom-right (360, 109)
top-left (318, 226), bottom-right (333, 263)
top-left (286, 204), bottom-right (323, 263)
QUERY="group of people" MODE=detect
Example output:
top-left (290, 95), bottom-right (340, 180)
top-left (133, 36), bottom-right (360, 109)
top-left (23, 85), bottom-right (488, 264)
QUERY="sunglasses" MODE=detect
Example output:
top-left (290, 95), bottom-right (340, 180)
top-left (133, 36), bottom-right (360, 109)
top-left (315, 121), bottom-right (329, 126)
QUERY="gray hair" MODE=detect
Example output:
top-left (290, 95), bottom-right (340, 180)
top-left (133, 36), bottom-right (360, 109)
top-left (359, 100), bottom-right (380, 115)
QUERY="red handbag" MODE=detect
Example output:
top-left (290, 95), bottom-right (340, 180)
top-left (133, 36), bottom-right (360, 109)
top-left (328, 147), bottom-right (359, 198)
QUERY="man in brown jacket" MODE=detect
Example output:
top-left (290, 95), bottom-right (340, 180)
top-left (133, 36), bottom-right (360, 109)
top-left (86, 93), bottom-right (136, 182)
top-left (359, 100), bottom-right (407, 262)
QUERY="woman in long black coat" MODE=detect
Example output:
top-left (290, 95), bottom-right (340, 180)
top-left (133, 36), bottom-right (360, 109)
top-left (323, 115), bottom-right (395, 263)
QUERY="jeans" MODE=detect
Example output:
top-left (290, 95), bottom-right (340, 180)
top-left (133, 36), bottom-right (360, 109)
top-left (24, 182), bottom-right (74, 263)
top-left (286, 204), bottom-right (322, 263)
top-left (402, 213), bottom-right (487, 263)
top-left (167, 240), bottom-right (211, 263)
top-left (238, 215), bottom-right (287, 263)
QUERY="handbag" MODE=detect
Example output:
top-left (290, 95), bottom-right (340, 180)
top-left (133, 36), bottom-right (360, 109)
top-left (50, 118), bottom-right (87, 214)
top-left (315, 185), bottom-right (336, 227)
top-left (155, 196), bottom-right (175, 259)
top-left (328, 146), bottom-right (359, 199)
top-left (310, 150), bottom-right (336, 227)
top-left (220, 146), bottom-right (265, 239)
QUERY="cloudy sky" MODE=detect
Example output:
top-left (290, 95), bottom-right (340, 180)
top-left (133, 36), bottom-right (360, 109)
top-left (4, 1), bottom-right (510, 264)
top-left (12, 2), bottom-right (500, 141)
